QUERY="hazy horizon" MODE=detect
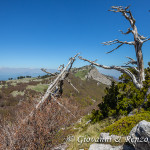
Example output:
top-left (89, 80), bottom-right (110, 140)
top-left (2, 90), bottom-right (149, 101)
top-left (0, 67), bottom-right (57, 80)
top-left (0, 66), bottom-right (121, 81)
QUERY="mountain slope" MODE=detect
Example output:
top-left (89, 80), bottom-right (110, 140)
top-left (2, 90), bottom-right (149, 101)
top-left (72, 65), bottom-right (112, 85)
top-left (0, 66), bottom-right (110, 149)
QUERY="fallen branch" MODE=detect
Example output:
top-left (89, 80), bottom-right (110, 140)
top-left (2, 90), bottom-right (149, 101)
top-left (22, 53), bottom-right (79, 123)
top-left (51, 94), bottom-right (76, 118)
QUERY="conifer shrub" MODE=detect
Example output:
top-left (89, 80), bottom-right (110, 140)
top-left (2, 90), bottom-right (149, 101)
top-left (102, 111), bottom-right (150, 136)
top-left (91, 63), bottom-right (150, 123)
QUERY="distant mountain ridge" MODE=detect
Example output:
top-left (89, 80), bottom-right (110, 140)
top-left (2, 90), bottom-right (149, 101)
top-left (0, 66), bottom-right (118, 83)
top-left (72, 65), bottom-right (112, 85)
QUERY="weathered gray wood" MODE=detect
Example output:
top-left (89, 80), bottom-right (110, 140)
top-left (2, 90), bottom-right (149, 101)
top-left (36, 53), bottom-right (79, 110)
top-left (79, 6), bottom-right (150, 90)
top-left (23, 53), bottom-right (79, 123)
top-left (51, 94), bottom-right (76, 118)
top-left (41, 68), bottom-right (56, 76)
top-left (109, 6), bottom-right (148, 86)
top-left (79, 56), bottom-right (142, 89)
top-left (65, 79), bottom-right (79, 93)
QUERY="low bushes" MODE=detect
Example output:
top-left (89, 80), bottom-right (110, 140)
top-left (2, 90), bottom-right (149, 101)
top-left (103, 111), bottom-right (150, 136)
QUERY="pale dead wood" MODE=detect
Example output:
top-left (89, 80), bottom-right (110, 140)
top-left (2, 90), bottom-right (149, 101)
top-left (119, 28), bottom-right (132, 35)
top-left (108, 6), bottom-right (148, 86)
top-left (41, 68), bottom-right (56, 76)
top-left (58, 64), bottom-right (64, 72)
top-left (79, 56), bottom-right (142, 89)
top-left (22, 53), bottom-right (79, 123)
top-left (80, 6), bottom-right (150, 89)
top-left (65, 79), bottom-right (79, 93)
top-left (51, 94), bottom-right (76, 118)
top-left (102, 39), bottom-right (134, 54)
top-left (143, 38), bottom-right (150, 43)
top-left (125, 56), bottom-right (137, 65)
top-left (121, 65), bottom-right (139, 73)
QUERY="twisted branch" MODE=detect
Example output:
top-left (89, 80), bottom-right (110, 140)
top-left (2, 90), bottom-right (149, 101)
top-left (109, 6), bottom-right (136, 26)
top-left (78, 56), bottom-right (142, 89)
top-left (143, 38), bottom-right (150, 43)
top-left (125, 56), bottom-right (137, 65)
top-left (119, 28), bottom-right (132, 35)
top-left (65, 79), bottom-right (79, 93)
top-left (121, 66), bottom-right (139, 73)
top-left (23, 53), bottom-right (79, 124)
top-left (102, 39), bottom-right (134, 54)
top-left (41, 68), bottom-right (56, 76)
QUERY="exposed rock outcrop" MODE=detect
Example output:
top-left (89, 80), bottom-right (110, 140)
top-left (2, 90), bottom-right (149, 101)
top-left (89, 120), bottom-right (150, 150)
top-left (88, 132), bottom-right (134, 150)
top-left (86, 67), bottom-right (112, 85)
top-left (51, 143), bottom-right (67, 150)
top-left (72, 65), bottom-right (112, 85)
top-left (129, 120), bottom-right (150, 150)
top-left (89, 144), bottom-right (123, 150)
top-left (89, 143), bottom-right (135, 150)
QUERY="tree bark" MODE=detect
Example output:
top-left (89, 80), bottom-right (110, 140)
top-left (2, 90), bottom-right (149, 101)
top-left (134, 35), bottom-right (145, 84)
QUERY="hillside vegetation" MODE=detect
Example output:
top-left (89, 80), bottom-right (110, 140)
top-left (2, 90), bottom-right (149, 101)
top-left (0, 66), bottom-right (110, 149)
top-left (0, 66), bottom-right (108, 120)
top-left (0, 64), bottom-right (150, 149)
top-left (65, 63), bottom-right (150, 149)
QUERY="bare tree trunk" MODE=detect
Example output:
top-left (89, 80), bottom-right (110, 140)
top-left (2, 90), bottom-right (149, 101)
top-left (134, 38), bottom-right (145, 84)
top-left (79, 6), bottom-right (150, 90)
top-left (23, 53), bottom-right (79, 123)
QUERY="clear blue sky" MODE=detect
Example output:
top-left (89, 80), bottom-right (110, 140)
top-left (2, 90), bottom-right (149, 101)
top-left (0, 0), bottom-right (150, 69)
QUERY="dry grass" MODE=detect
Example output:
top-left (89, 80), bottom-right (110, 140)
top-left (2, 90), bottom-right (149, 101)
top-left (0, 73), bottom-right (107, 149)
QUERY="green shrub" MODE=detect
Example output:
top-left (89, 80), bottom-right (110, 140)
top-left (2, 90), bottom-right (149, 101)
top-left (102, 111), bottom-right (150, 136)
top-left (91, 109), bottom-right (103, 123)
top-left (91, 63), bottom-right (150, 123)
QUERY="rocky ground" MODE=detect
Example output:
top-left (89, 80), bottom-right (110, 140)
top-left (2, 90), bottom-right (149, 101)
top-left (89, 120), bottom-right (150, 150)
top-left (72, 65), bottom-right (113, 85)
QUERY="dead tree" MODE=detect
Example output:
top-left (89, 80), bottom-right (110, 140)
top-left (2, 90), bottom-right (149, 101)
top-left (41, 68), bottom-right (56, 76)
top-left (79, 6), bottom-right (150, 90)
top-left (1, 55), bottom-right (80, 149)
top-left (23, 53), bottom-right (79, 123)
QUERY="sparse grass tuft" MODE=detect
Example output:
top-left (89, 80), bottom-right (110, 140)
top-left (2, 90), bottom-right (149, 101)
top-left (74, 70), bottom-right (89, 80)
top-left (27, 84), bottom-right (48, 93)
top-left (11, 91), bottom-right (25, 97)
top-left (66, 115), bottom-right (116, 150)
top-left (66, 111), bottom-right (150, 149)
